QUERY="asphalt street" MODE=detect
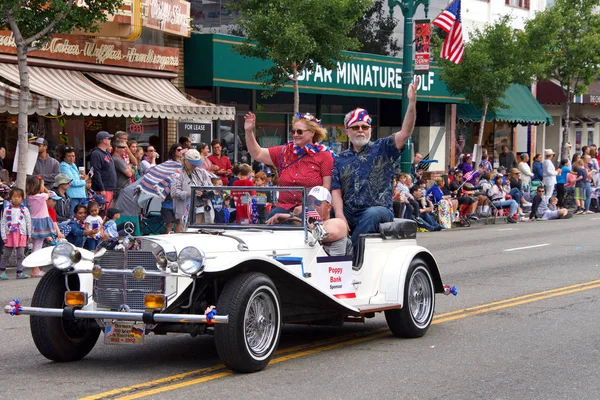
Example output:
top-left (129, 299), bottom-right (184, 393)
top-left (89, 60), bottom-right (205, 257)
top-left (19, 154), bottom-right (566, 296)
top-left (0, 214), bottom-right (598, 400)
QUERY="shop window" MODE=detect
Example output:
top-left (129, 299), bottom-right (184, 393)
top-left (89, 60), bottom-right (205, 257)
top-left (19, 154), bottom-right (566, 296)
top-left (506, 0), bottom-right (530, 9)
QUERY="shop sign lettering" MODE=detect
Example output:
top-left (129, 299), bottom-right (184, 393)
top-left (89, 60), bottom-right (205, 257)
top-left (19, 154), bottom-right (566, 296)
top-left (143, 0), bottom-right (191, 37)
top-left (0, 31), bottom-right (179, 72)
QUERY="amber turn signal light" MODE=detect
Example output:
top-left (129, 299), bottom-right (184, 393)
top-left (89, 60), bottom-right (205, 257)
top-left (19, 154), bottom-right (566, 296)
top-left (64, 291), bottom-right (87, 307)
top-left (144, 294), bottom-right (166, 310)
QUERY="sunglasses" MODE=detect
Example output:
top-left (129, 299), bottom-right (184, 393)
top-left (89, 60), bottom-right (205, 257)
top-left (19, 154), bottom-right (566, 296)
top-left (291, 129), bottom-right (310, 135)
top-left (349, 125), bottom-right (371, 131)
top-left (117, 146), bottom-right (127, 149)
top-left (176, 148), bottom-right (183, 152)
top-left (65, 146), bottom-right (74, 152)
top-left (311, 199), bottom-right (323, 206)
top-left (147, 149), bottom-right (155, 152)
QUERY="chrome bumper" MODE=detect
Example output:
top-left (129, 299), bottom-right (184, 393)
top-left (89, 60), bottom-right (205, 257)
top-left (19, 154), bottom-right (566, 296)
top-left (3, 305), bottom-right (228, 324)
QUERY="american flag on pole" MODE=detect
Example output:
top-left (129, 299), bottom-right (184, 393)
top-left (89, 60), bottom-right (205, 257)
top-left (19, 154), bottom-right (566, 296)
top-left (463, 169), bottom-right (476, 182)
top-left (432, 0), bottom-right (464, 64)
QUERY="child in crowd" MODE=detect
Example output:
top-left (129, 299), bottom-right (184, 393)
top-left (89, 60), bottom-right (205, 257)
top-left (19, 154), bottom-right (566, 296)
top-left (66, 205), bottom-right (89, 248)
top-left (0, 188), bottom-right (32, 280)
top-left (210, 177), bottom-right (228, 224)
top-left (26, 175), bottom-right (57, 277)
top-left (104, 208), bottom-right (121, 242)
top-left (574, 159), bottom-right (587, 215)
top-left (47, 191), bottom-right (65, 241)
top-left (84, 202), bottom-right (104, 250)
top-left (548, 196), bottom-right (559, 211)
top-left (232, 163), bottom-right (255, 224)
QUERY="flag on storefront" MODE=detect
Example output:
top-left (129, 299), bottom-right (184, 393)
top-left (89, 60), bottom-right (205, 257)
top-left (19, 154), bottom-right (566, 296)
top-left (432, 0), bottom-right (464, 64)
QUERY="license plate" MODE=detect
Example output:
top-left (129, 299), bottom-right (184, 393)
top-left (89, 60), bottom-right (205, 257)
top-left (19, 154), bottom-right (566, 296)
top-left (104, 322), bottom-right (145, 345)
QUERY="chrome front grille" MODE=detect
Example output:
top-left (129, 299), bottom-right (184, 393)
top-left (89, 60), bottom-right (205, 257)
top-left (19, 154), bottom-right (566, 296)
top-left (93, 250), bottom-right (164, 311)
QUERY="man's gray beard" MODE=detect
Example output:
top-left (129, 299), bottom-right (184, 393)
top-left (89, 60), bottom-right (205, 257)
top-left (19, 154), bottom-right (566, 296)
top-left (350, 137), bottom-right (369, 148)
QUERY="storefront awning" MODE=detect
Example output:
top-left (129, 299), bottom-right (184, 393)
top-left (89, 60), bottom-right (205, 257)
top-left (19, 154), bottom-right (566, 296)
top-left (0, 64), bottom-right (235, 120)
top-left (88, 73), bottom-right (235, 121)
top-left (0, 81), bottom-right (58, 115)
top-left (457, 84), bottom-right (552, 126)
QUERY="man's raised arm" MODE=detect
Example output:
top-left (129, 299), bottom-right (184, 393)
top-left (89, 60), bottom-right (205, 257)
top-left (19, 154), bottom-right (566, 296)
top-left (395, 83), bottom-right (417, 150)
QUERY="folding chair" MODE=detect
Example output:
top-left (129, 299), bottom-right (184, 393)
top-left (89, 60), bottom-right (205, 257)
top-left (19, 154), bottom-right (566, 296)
top-left (140, 196), bottom-right (167, 235)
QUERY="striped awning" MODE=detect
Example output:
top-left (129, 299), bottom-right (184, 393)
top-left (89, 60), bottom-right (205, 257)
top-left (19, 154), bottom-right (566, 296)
top-left (0, 81), bottom-right (58, 115)
top-left (0, 64), bottom-right (235, 120)
top-left (88, 73), bottom-right (235, 121)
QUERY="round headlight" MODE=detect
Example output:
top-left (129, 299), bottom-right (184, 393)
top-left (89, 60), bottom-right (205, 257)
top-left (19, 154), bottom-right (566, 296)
top-left (178, 246), bottom-right (205, 275)
top-left (51, 243), bottom-right (79, 270)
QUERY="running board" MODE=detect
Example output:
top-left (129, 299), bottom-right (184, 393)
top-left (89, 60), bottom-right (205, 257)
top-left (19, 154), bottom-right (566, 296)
top-left (357, 303), bottom-right (402, 314)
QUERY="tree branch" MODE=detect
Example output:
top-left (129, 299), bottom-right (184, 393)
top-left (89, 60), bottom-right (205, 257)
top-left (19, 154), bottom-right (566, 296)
top-left (23, 0), bottom-right (75, 46)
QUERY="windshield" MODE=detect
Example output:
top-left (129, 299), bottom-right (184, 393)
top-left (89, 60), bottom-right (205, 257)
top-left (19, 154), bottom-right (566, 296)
top-left (188, 186), bottom-right (309, 230)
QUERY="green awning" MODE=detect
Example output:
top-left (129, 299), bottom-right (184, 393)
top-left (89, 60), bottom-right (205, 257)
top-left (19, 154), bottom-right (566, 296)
top-left (457, 84), bottom-right (552, 125)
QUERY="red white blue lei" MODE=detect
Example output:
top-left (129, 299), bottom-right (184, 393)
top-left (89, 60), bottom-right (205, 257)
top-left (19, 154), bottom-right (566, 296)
top-left (6, 203), bottom-right (25, 233)
top-left (288, 142), bottom-right (335, 157)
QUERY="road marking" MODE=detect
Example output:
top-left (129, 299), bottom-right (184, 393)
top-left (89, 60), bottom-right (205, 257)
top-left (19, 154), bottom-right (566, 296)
top-left (592, 217), bottom-right (600, 220)
top-left (496, 228), bottom-right (515, 231)
top-left (503, 243), bottom-right (550, 252)
top-left (82, 280), bottom-right (600, 400)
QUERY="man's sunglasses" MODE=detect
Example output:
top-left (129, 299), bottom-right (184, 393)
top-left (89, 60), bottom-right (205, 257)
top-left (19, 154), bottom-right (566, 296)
top-left (117, 146), bottom-right (127, 149)
top-left (349, 125), bottom-right (370, 131)
top-left (311, 199), bottom-right (323, 206)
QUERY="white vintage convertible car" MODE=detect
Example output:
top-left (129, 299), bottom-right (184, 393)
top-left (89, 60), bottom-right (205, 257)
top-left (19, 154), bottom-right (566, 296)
top-left (4, 186), bottom-right (447, 373)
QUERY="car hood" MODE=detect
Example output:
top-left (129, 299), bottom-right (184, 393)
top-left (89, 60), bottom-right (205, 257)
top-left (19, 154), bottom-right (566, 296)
top-left (141, 230), bottom-right (305, 255)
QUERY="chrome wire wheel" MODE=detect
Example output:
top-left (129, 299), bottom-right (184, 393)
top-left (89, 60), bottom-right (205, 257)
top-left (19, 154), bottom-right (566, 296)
top-left (244, 286), bottom-right (278, 359)
top-left (408, 267), bottom-right (434, 328)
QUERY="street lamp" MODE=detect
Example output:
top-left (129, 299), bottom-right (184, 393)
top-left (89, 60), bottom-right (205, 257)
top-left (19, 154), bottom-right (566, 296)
top-left (388, 0), bottom-right (429, 172)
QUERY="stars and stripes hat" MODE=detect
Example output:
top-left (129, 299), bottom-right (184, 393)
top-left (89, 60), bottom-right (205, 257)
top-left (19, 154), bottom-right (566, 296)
top-left (345, 108), bottom-right (372, 129)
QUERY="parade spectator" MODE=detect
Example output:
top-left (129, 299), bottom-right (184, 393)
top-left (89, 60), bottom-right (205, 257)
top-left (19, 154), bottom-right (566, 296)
top-left (65, 205), bottom-right (88, 248)
top-left (84, 202), bottom-right (103, 250)
top-left (583, 154), bottom-right (596, 213)
top-left (26, 175), bottom-right (56, 277)
top-left (133, 146), bottom-right (144, 179)
top-left (331, 84), bottom-right (417, 245)
top-left (140, 145), bottom-right (157, 175)
top-left (46, 191), bottom-right (65, 240)
top-left (232, 163), bottom-right (255, 224)
top-left (0, 145), bottom-right (9, 184)
top-left (426, 176), bottom-right (456, 228)
top-left (479, 151), bottom-right (493, 173)
top-left (490, 175), bottom-right (518, 223)
top-left (89, 131), bottom-right (117, 207)
top-left (171, 149), bottom-right (214, 230)
top-left (104, 208), bottom-right (121, 242)
top-left (32, 138), bottom-right (60, 189)
top-left (396, 173), bottom-right (420, 220)
top-left (112, 140), bottom-right (134, 201)
top-left (113, 131), bottom-right (137, 168)
top-left (179, 136), bottom-right (192, 150)
top-left (573, 159), bottom-right (587, 215)
top-left (542, 149), bottom-right (559, 197)
top-left (529, 187), bottom-right (568, 220)
top-left (126, 139), bottom-right (139, 169)
top-left (449, 170), bottom-right (479, 220)
top-left (565, 142), bottom-right (573, 168)
top-left (556, 159), bottom-right (570, 208)
top-left (499, 145), bottom-right (518, 170)
top-left (589, 145), bottom-right (599, 186)
top-left (168, 143), bottom-right (184, 164)
top-left (244, 111), bottom-right (334, 218)
top-left (532, 153), bottom-right (544, 183)
top-left (208, 140), bottom-right (233, 186)
top-left (198, 142), bottom-right (215, 174)
top-left (508, 169), bottom-right (531, 208)
top-left (60, 146), bottom-right (88, 213)
top-left (411, 186), bottom-right (442, 231)
top-left (518, 153), bottom-right (534, 192)
top-left (53, 173), bottom-right (73, 223)
top-left (0, 188), bottom-right (31, 280)
top-left (411, 152), bottom-right (423, 180)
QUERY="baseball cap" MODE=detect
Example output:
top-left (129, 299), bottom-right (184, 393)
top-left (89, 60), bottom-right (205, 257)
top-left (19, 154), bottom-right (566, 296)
top-left (184, 149), bottom-right (203, 167)
top-left (308, 186), bottom-right (332, 203)
top-left (96, 131), bottom-right (113, 142)
top-left (33, 138), bottom-right (48, 146)
top-left (48, 191), bottom-right (62, 201)
top-left (107, 207), bottom-right (122, 219)
top-left (92, 194), bottom-right (108, 205)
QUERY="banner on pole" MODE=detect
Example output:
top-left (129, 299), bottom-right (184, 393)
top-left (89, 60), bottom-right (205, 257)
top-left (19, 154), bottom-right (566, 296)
top-left (415, 19), bottom-right (431, 73)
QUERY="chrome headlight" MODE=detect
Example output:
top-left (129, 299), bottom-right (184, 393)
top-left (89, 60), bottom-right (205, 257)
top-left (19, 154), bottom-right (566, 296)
top-left (178, 246), bottom-right (205, 275)
top-left (51, 243), bottom-right (81, 271)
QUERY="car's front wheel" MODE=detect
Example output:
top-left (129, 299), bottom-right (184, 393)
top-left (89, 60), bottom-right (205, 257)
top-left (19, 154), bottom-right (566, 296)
top-left (385, 259), bottom-right (435, 338)
top-left (215, 272), bottom-right (281, 373)
top-left (30, 268), bottom-right (100, 361)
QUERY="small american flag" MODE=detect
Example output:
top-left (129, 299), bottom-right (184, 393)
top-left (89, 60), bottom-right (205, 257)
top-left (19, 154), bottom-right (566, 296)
top-left (463, 169), bottom-right (476, 182)
top-left (433, 0), bottom-right (464, 64)
top-left (305, 206), bottom-right (321, 221)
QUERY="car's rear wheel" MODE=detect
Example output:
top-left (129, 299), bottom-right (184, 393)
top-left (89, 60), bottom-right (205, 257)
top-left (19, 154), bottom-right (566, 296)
top-left (30, 268), bottom-right (100, 361)
top-left (385, 259), bottom-right (435, 338)
top-left (215, 272), bottom-right (281, 373)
